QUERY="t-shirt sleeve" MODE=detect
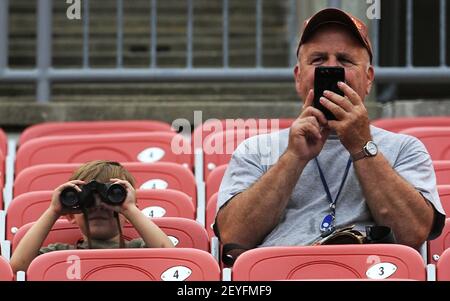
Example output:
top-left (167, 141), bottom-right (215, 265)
top-left (127, 238), bottom-right (147, 248)
top-left (39, 243), bottom-right (74, 255)
top-left (394, 136), bottom-right (446, 240)
top-left (217, 137), bottom-right (266, 211)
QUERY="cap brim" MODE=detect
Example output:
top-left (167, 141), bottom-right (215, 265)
top-left (300, 8), bottom-right (364, 46)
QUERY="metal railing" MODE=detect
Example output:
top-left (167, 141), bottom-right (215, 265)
top-left (0, 0), bottom-right (449, 103)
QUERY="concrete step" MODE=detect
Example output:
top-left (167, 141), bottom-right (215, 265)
top-left (0, 82), bottom-right (297, 97)
top-left (9, 14), bottom-right (285, 29)
top-left (9, 52), bottom-right (289, 68)
top-left (11, 0), bottom-right (286, 12)
top-left (0, 94), bottom-right (297, 103)
top-left (9, 37), bottom-right (288, 53)
top-left (0, 100), bottom-right (302, 127)
top-left (9, 47), bottom-right (287, 58)
top-left (50, 94), bottom-right (297, 103)
top-left (0, 100), bottom-right (383, 128)
top-left (10, 25), bottom-right (286, 36)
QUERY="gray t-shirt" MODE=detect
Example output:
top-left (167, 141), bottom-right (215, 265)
top-left (217, 125), bottom-right (446, 247)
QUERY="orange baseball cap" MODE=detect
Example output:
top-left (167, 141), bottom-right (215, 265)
top-left (296, 8), bottom-right (373, 63)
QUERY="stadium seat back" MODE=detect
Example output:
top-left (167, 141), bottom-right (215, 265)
top-left (15, 132), bottom-right (192, 174)
top-left (372, 117), bottom-right (450, 133)
top-left (434, 161), bottom-right (450, 185)
top-left (206, 193), bottom-right (218, 238)
top-left (19, 120), bottom-right (173, 146)
top-left (438, 185), bottom-right (450, 213)
top-left (6, 191), bottom-right (56, 241)
top-left (436, 247), bottom-right (450, 280)
top-left (26, 248), bottom-right (220, 281)
top-left (428, 219), bottom-right (450, 265)
top-left (192, 118), bottom-right (293, 151)
top-left (7, 189), bottom-right (196, 241)
top-left (12, 218), bottom-right (209, 253)
top-left (400, 127), bottom-right (450, 160)
top-left (206, 164), bottom-right (227, 201)
top-left (136, 189), bottom-right (196, 219)
top-left (0, 256), bottom-right (13, 281)
top-left (0, 128), bottom-right (7, 158)
top-left (232, 245), bottom-right (426, 280)
top-left (203, 128), bottom-right (272, 180)
top-left (14, 162), bottom-right (196, 205)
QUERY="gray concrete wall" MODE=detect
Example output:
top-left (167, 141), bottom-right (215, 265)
top-left (382, 100), bottom-right (450, 118)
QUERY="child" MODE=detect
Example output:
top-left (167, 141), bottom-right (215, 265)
top-left (10, 160), bottom-right (174, 273)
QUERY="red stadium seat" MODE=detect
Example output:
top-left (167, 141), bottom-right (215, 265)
top-left (15, 132), bottom-right (192, 174)
top-left (135, 189), bottom-right (195, 220)
top-left (12, 218), bottom-right (210, 253)
top-left (7, 190), bottom-right (196, 241)
top-left (26, 248), bottom-right (220, 281)
top-left (14, 162), bottom-right (197, 205)
top-left (0, 156), bottom-right (4, 209)
top-left (0, 256), bottom-right (13, 281)
top-left (436, 247), bottom-right (450, 280)
top-left (6, 191), bottom-right (56, 241)
top-left (434, 161), bottom-right (450, 185)
top-left (18, 120), bottom-right (173, 146)
top-left (399, 127), bottom-right (450, 160)
top-left (206, 164), bottom-right (227, 201)
top-left (0, 256), bottom-right (14, 281)
top-left (206, 193), bottom-right (218, 238)
top-left (203, 128), bottom-right (272, 180)
top-left (428, 219), bottom-right (450, 265)
top-left (0, 127), bottom-right (7, 158)
top-left (438, 185), bottom-right (450, 213)
top-left (372, 117), bottom-right (450, 133)
top-left (192, 118), bottom-right (293, 151)
top-left (231, 245), bottom-right (426, 280)
top-left (153, 217), bottom-right (210, 251)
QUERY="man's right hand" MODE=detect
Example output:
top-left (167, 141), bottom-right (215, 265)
top-left (287, 89), bottom-right (329, 162)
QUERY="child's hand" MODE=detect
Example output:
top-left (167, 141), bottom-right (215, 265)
top-left (50, 180), bottom-right (86, 216)
top-left (101, 178), bottom-right (137, 215)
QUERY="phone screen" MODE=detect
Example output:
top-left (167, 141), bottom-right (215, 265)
top-left (313, 66), bottom-right (345, 120)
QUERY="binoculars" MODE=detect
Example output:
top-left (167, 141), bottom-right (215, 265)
top-left (60, 180), bottom-right (127, 209)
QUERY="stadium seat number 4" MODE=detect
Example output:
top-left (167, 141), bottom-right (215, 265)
top-left (161, 266), bottom-right (192, 281)
top-left (137, 148), bottom-right (165, 163)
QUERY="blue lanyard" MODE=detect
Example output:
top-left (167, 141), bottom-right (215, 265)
top-left (315, 156), bottom-right (352, 218)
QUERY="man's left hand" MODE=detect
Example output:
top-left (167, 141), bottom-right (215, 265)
top-left (319, 81), bottom-right (372, 154)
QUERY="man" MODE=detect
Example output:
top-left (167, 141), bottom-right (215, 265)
top-left (214, 8), bottom-right (445, 254)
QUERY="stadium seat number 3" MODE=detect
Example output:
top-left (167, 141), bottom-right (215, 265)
top-left (366, 262), bottom-right (397, 279)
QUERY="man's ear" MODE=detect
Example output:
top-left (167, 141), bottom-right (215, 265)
top-left (64, 214), bottom-right (77, 224)
top-left (366, 65), bottom-right (375, 95)
top-left (293, 64), bottom-right (302, 96)
top-left (294, 64), bottom-right (300, 80)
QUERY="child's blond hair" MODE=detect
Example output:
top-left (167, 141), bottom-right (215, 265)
top-left (70, 160), bottom-right (136, 187)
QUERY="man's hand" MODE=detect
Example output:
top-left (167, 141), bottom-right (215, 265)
top-left (319, 81), bottom-right (372, 154)
top-left (288, 89), bottom-right (329, 161)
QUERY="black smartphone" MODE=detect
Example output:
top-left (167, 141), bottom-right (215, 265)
top-left (313, 66), bottom-right (345, 120)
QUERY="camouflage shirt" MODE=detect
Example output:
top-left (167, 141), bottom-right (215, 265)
top-left (39, 238), bottom-right (146, 255)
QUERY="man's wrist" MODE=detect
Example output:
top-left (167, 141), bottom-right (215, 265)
top-left (351, 140), bottom-right (378, 162)
top-left (282, 150), bottom-right (309, 168)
